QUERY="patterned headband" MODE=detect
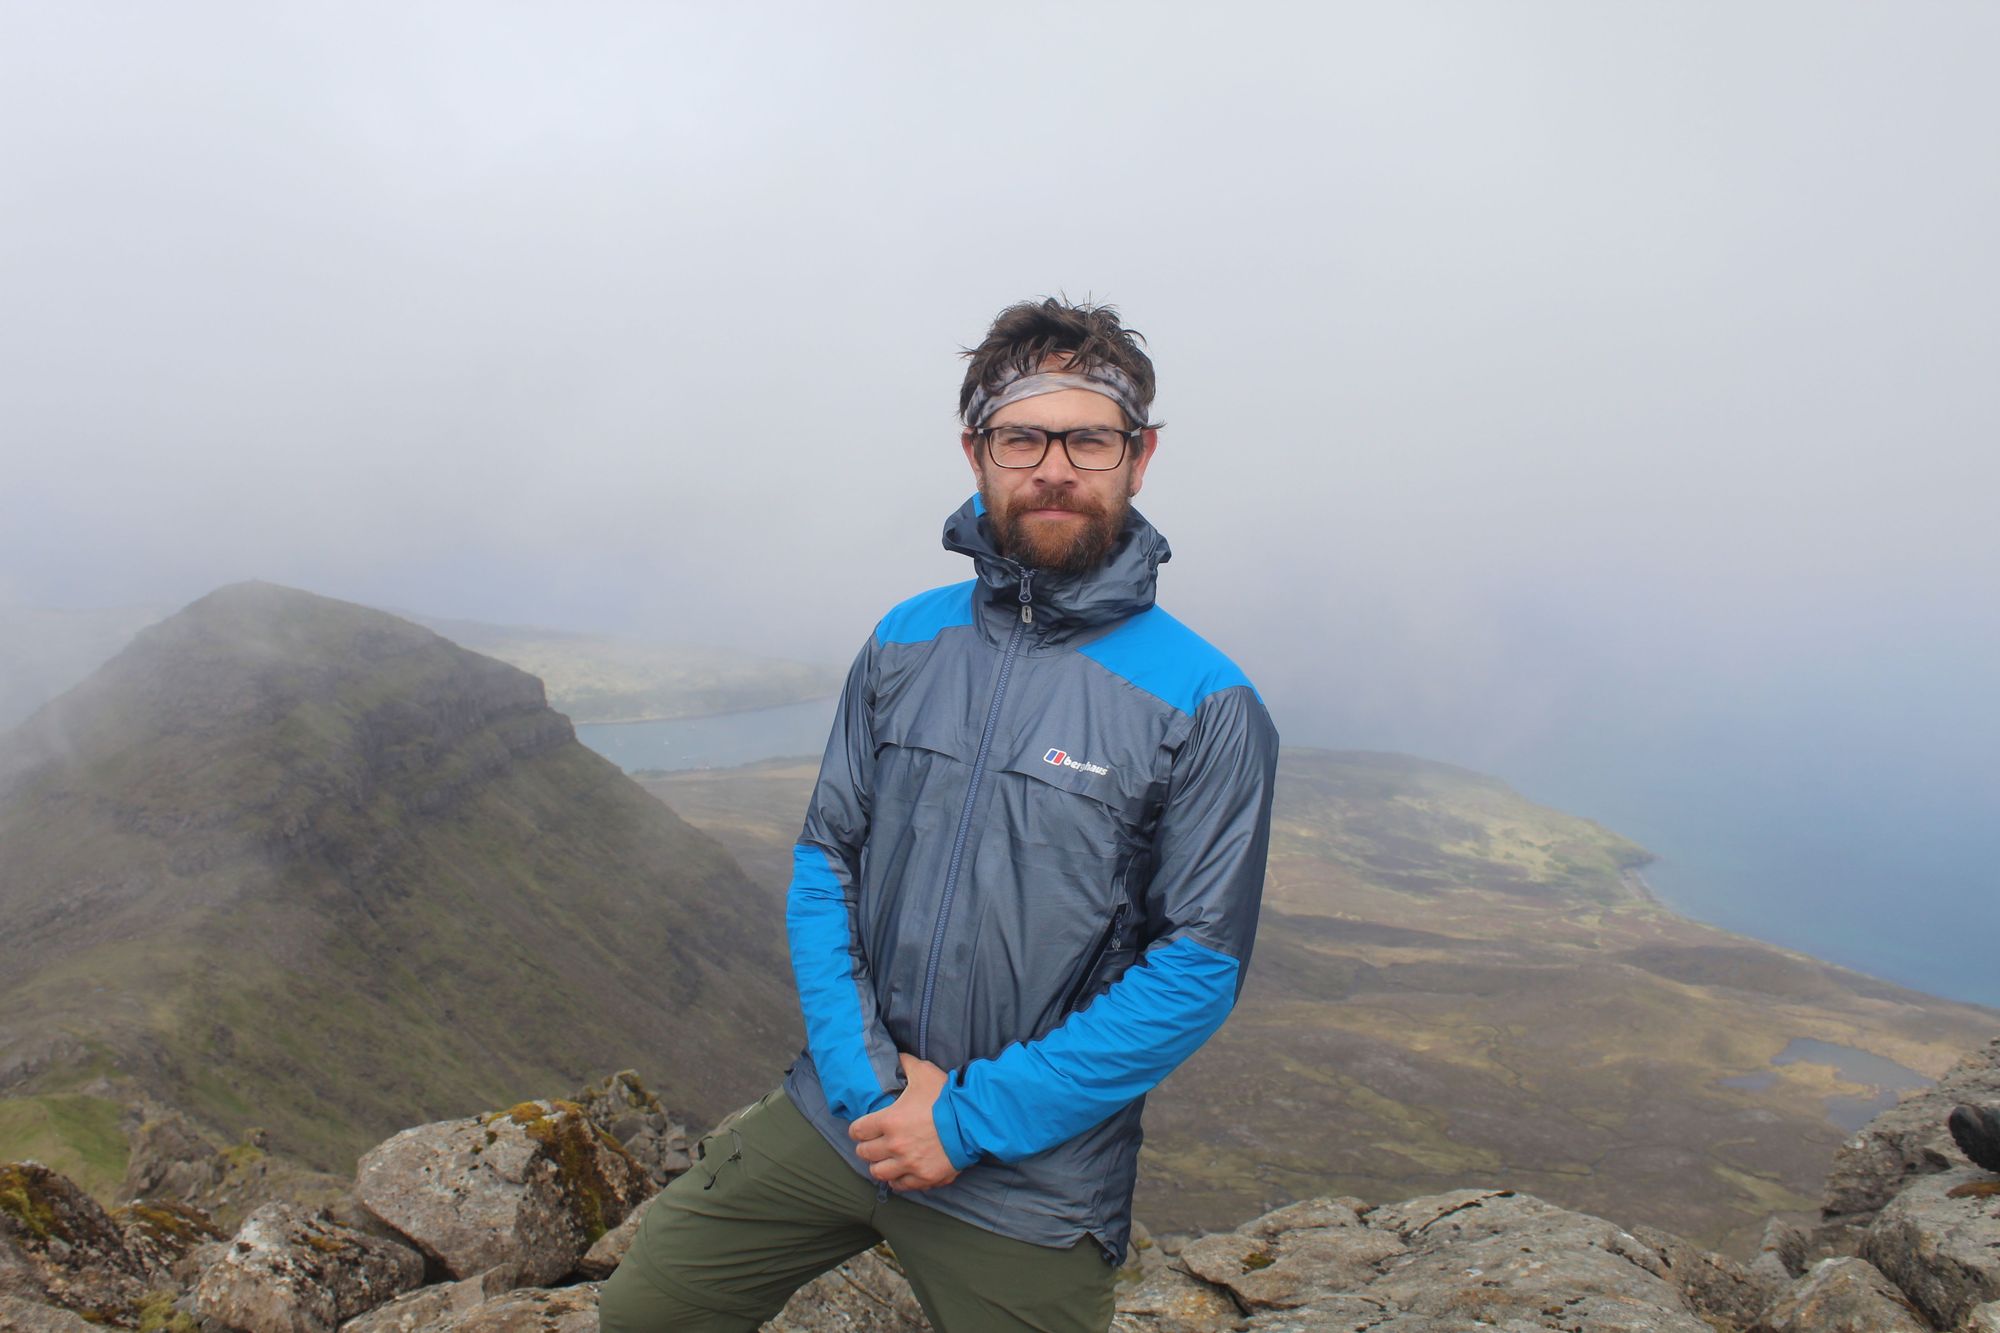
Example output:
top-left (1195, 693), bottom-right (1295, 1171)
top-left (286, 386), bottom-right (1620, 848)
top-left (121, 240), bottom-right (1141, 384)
top-left (963, 366), bottom-right (1151, 430)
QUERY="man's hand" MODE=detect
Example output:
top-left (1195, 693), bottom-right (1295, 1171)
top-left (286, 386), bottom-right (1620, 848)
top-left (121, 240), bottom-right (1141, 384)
top-left (850, 1053), bottom-right (961, 1192)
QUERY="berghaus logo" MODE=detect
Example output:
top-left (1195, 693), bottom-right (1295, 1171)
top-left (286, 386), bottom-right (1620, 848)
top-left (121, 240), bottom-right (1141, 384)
top-left (1043, 747), bottom-right (1109, 777)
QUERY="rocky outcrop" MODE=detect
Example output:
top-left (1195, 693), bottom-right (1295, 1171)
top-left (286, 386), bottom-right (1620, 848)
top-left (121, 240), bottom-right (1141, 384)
top-left (189, 1201), bottom-right (424, 1333)
top-left (353, 1098), bottom-right (650, 1287)
top-left (1859, 1167), bottom-right (2000, 1329)
top-left (568, 1070), bottom-right (695, 1188)
top-left (1755, 1257), bottom-right (1929, 1333)
top-left (0, 1161), bottom-right (158, 1320)
top-left (1818, 1037), bottom-right (2000, 1238)
top-left (12, 1046), bottom-right (2000, 1333)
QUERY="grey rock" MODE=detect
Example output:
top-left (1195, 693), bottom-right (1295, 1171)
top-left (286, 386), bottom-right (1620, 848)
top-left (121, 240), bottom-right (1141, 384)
top-left (111, 1197), bottom-right (225, 1275)
top-left (1357, 1190), bottom-right (1711, 1333)
top-left (339, 1265), bottom-right (518, 1333)
top-left (569, 1072), bottom-right (695, 1188)
top-left (353, 1099), bottom-right (651, 1286)
top-left (0, 1295), bottom-right (99, 1332)
top-left (1121, 1189), bottom-right (1725, 1332)
top-left (437, 1283), bottom-right (601, 1333)
top-left (1630, 1222), bottom-right (1777, 1328)
top-left (765, 1246), bottom-right (930, 1331)
top-left (1178, 1220), bottom-right (1405, 1310)
top-left (191, 1201), bottom-right (425, 1333)
top-left (1111, 1263), bottom-right (1244, 1333)
top-left (576, 1193), bottom-right (656, 1281)
top-left (1860, 1165), bottom-right (2000, 1330)
top-left (118, 1103), bottom-right (229, 1207)
top-left (1751, 1216), bottom-right (1808, 1286)
top-left (1962, 1300), bottom-right (2000, 1332)
top-left (0, 1161), bottom-right (152, 1317)
top-left (1755, 1256), bottom-right (1928, 1333)
top-left (1820, 1037), bottom-right (2000, 1233)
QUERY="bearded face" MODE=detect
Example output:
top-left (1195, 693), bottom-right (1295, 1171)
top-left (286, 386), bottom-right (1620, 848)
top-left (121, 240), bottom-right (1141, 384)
top-left (963, 386), bottom-right (1153, 577)
top-left (983, 480), bottom-right (1126, 576)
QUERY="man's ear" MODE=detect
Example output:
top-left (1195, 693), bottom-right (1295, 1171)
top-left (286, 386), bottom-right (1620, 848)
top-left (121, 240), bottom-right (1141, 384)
top-left (961, 430), bottom-right (982, 478)
top-left (1127, 428), bottom-right (1159, 496)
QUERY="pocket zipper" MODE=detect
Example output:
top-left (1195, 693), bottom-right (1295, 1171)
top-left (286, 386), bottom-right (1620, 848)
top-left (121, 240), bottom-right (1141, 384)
top-left (1060, 902), bottom-right (1131, 1016)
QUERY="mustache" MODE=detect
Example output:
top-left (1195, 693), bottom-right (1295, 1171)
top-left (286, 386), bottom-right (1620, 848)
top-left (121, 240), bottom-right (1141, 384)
top-left (1014, 488), bottom-right (1109, 518)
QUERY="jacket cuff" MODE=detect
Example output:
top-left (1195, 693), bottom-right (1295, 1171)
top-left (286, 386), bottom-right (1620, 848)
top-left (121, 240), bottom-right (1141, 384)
top-left (932, 1085), bottom-right (981, 1171)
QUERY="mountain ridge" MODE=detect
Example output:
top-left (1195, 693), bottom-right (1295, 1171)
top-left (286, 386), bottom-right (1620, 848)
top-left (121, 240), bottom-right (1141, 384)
top-left (0, 580), bottom-right (800, 1183)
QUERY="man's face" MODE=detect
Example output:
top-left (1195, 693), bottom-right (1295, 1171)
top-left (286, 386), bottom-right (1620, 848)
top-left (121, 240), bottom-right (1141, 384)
top-left (961, 387), bottom-right (1157, 575)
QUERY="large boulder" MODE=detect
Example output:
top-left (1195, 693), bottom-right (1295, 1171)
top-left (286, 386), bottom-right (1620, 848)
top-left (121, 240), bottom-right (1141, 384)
top-left (354, 1099), bottom-right (651, 1286)
top-left (0, 1161), bottom-right (154, 1318)
top-left (1860, 1165), bottom-right (2000, 1330)
top-left (1360, 1190), bottom-right (1712, 1332)
top-left (191, 1201), bottom-right (424, 1333)
top-left (1107, 1190), bottom-right (1723, 1333)
top-left (1754, 1256), bottom-right (1928, 1333)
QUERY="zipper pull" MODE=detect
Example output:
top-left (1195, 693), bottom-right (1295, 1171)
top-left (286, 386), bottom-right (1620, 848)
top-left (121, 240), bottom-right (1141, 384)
top-left (1110, 904), bottom-right (1127, 950)
top-left (1018, 571), bottom-right (1035, 624)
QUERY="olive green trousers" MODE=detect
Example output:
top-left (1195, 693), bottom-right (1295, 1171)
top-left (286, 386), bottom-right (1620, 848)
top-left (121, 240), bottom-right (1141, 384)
top-left (597, 1088), bottom-right (1115, 1332)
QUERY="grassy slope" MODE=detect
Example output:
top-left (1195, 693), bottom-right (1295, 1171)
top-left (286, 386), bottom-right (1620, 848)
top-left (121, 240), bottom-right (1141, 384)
top-left (643, 748), bottom-right (1999, 1256)
top-left (0, 583), bottom-right (801, 1188)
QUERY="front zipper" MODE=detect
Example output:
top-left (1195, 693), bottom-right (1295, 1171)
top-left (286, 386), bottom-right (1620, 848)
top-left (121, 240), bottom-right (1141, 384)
top-left (916, 569), bottom-right (1035, 1060)
top-left (1058, 902), bottom-right (1131, 1016)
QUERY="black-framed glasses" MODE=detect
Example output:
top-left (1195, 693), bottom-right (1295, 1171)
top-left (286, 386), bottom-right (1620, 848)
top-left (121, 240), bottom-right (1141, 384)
top-left (976, 425), bottom-right (1140, 471)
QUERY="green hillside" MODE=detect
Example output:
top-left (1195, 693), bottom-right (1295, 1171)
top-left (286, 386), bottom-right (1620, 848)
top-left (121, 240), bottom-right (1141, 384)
top-left (0, 582), bottom-right (800, 1187)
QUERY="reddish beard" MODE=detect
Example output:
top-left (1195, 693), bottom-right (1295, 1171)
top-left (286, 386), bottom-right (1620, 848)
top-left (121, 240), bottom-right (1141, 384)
top-left (987, 487), bottom-right (1126, 575)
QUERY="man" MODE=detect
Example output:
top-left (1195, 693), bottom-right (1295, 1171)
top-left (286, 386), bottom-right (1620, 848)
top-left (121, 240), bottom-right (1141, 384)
top-left (601, 298), bottom-right (1279, 1332)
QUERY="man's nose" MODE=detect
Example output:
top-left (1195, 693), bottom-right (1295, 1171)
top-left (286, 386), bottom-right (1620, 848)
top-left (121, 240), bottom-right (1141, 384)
top-left (1030, 437), bottom-right (1081, 482)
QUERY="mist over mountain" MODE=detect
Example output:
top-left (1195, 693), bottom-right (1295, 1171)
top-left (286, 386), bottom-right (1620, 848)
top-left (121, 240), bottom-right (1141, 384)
top-left (0, 581), bottom-right (797, 1179)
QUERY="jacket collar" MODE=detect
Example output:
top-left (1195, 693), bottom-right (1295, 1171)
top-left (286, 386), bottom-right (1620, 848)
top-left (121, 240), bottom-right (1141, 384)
top-left (940, 493), bottom-right (1170, 639)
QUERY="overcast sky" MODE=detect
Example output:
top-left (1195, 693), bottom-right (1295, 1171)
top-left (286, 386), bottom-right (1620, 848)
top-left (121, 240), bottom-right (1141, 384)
top-left (3, 3), bottom-right (1995, 998)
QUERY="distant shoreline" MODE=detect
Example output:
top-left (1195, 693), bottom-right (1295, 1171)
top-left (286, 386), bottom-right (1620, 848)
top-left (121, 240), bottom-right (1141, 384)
top-left (563, 692), bottom-right (838, 728)
top-left (1620, 867), bottom-right (1662, 906)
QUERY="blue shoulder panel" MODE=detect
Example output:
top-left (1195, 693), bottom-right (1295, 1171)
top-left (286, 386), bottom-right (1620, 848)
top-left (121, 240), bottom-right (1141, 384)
top-left (876, 580), bottom-right (976, 645)
top-left (1077, 606), bottom-right (1258, 716)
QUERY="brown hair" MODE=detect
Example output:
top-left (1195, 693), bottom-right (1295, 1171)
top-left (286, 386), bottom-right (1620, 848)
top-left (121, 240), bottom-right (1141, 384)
top-left (958, 297), bottom-right (1157, 427)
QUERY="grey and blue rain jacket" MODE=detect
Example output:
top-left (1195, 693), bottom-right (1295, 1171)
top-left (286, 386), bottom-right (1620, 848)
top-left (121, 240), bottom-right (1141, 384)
top-left (783, 495), bottom-right (1279, 1262)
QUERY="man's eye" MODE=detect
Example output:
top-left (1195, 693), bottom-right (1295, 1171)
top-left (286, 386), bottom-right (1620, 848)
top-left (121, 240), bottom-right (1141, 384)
top-left (995, 430), bottom-right (1041, 448)
top-left (1069, 432), bottom-right (1117, 451)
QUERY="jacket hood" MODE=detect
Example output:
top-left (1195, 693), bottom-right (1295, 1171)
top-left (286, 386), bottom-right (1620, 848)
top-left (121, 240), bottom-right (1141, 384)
top-left (941, 493), bottom-right (1171, 639)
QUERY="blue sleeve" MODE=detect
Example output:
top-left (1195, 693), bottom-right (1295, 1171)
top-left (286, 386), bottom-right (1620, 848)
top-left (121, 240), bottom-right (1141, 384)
top-left (932, 686), bottom-right (1279, 1166)
top-left (785, 641), bottom-right (901, 1122)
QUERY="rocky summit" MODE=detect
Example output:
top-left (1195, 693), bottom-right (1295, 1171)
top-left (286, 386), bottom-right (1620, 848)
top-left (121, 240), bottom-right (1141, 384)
top-left (3, 1046), bottom-right (1998, 1332)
